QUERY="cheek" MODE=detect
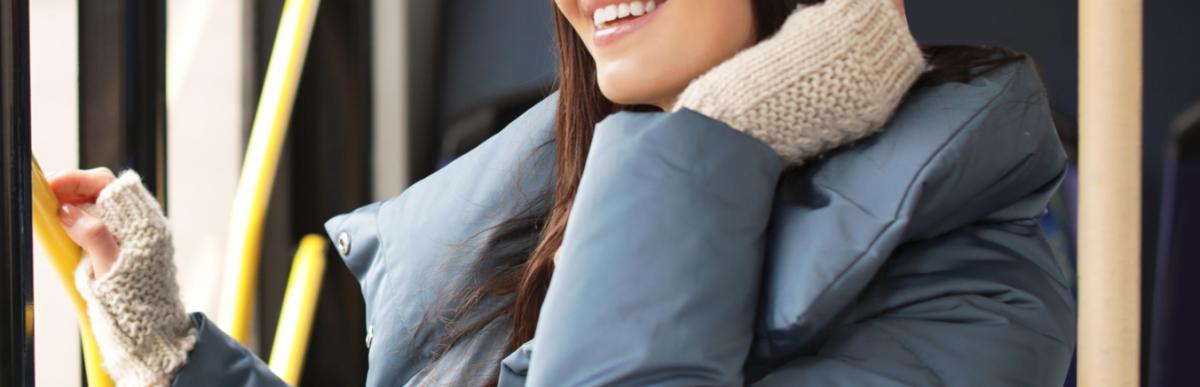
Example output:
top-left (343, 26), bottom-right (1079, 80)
top-left (594, 1), bottom-right (757, 106)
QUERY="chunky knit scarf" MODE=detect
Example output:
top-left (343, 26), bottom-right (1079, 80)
top-left (677, 0), bottom-right (924, 164)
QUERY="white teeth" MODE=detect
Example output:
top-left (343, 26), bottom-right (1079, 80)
top-left (593, 1), bottom-right (660, 27)
top-left (630, 2), bottom-right (645, 16)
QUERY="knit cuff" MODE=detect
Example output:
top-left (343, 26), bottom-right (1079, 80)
top-left (676, 0), bottom-right (925, 164)
top-left (75, 171), bottom-right (197, 387)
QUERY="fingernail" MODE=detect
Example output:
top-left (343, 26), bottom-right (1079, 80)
top-left (59, 204), bottom-right (79, 227)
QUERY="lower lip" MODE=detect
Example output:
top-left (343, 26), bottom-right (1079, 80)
top-left (592, 3), bottom-right (668, 46)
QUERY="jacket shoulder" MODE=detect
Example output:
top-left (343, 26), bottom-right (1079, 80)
top-left (787, 58), bottom-right (1066, 236)
top-left (757, 58), bottom-right (1068, 359)
top-left (322, 93), bottom-right (558, 385)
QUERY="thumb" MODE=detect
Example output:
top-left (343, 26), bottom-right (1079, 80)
top-left (59, 204), bottom-right (120, 277)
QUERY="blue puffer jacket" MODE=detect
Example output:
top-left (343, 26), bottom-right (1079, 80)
top-left (172, 59), bottom-right (1075, 386)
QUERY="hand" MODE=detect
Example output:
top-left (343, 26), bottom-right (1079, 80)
top-left (53, 169), bottom-right (194, 385)
top-left (48, 167), bottom-right (119, 277)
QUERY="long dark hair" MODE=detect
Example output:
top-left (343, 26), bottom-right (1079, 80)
top-left (426, 0), bottom-right (1025, 384)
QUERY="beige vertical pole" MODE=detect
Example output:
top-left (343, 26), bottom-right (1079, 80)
top-left (1078, 0), bottom-right (1143, 386)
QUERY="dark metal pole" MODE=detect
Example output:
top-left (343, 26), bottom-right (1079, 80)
top-left (1, 0), bottom-right (35, 385)
top-left (78, 0), bottom-right (167, 207)
top-left (123, 0), bottom-right (168, 207)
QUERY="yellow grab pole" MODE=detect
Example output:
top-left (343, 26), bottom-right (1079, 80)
top-left (221, 0), bottom-right (321, 345)
top-left (1078, 0), bottom-right (1143, 386)
top-left (267, 235), bottom-right (328, 385)
top-left (30, 157), bottom-right (115, 387)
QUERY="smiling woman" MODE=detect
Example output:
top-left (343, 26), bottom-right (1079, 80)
top-left (48, 0), bottom-right (1074, 386)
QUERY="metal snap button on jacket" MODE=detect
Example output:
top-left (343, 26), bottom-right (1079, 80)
top-left (337, 232), bottom-right (351, 256)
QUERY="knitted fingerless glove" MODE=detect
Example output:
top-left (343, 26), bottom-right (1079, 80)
top-left (675, 0), bottom-right (926, 164)
top-left (75, 171), bottom-right (196, 387)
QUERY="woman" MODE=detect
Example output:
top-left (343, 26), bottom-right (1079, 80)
top-left (51, 0), bottom-right (1075, 385)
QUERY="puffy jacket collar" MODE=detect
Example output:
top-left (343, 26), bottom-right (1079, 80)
top-left (323, 58), bottom-right (1069, 385)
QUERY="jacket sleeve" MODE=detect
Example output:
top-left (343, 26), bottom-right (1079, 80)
top-left (524, 110), bottom-right (782, 386)
top-left (171, 313), bottom-right (289, 387)
top-left (750, 218), bottom-right (1076, 387)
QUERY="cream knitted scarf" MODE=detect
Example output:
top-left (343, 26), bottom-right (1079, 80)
top-left (676, 0), bottom-right (925, 164)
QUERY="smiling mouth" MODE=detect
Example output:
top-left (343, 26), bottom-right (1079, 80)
top-left (592, 1), bottom-right (664, 29)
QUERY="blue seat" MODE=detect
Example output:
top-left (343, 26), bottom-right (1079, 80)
top-left (1149, 102), bottom-right (1200, 387)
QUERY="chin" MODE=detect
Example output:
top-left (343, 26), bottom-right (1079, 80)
top-left (596, 68), bottom-right (687, 108)
top-left (597, 84), bottom-right (652, 106)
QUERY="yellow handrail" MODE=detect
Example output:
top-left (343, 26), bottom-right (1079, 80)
top-left (30, 157), bottom-right (115, 387)
top-left (221, 0), bottom-right (321, 344)
top-left (267, 235), bottom-right (328, 385)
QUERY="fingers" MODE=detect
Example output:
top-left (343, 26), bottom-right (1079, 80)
top-left (59, 203), bottom-right (119, 277)
top-left (48, 167), bottom-right (117, 204)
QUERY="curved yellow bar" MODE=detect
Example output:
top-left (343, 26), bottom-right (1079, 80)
top-left (221, 0), bottom-right (321, 344)
top-left (30, 157), bottom-right (115, 387)
top-left (268, 235), bottom-right (328, 385)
